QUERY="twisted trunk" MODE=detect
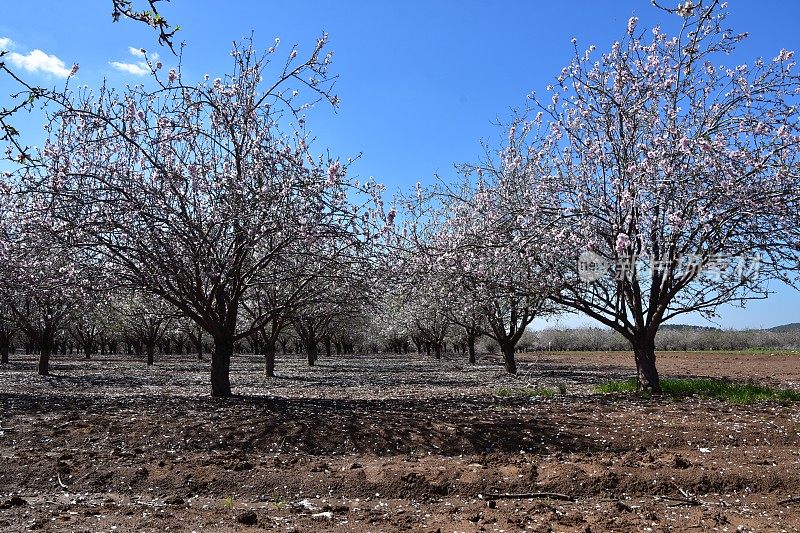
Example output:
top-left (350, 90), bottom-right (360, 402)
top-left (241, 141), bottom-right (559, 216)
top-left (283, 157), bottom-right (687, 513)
top-left (146, 344), bottom-right (155, 366)
top-left (0, 339), bottom-right (9, 364)
top-left (38, 347), bottom-right (51, 375)
top-left (263, 333), bottom-right (277, 377)
top-left (501, 343), bottom-right (517, 375)
top-left (633, 336), bottom-right (660, 392)
top-left (467, 335), bottom-right (476, 365)
top-left (264, 348), bottom-right (276, 377)
top-left (307, 343), bottom-right (318, 366)
top-left (36, 328), bottom-right (56, 376)
top-left (211, 335), bottom-right (233, 397)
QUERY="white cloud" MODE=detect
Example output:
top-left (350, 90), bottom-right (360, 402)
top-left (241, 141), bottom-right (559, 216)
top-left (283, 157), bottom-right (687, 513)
top-left (0, 37), bottom-right (15, 50)
top-left (8, 48), bottom-right (71, 78)
top-left (110, 47), bottom-right (158, 76)
top-left (109, 61), bottom-right (150, 76)
top-left (127, 46), bottom-right (158, 60)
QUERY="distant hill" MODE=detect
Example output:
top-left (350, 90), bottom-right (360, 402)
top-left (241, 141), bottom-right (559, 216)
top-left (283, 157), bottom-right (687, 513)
top-left (769, 323), bottom-right (800, 332)
top-left (659, 323), bottom-right (800, 332)
top-left (660, 324), bottom-right (721, 331)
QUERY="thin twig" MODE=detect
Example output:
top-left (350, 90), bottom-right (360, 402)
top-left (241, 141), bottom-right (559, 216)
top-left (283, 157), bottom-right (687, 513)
top-left (56, 473), bottom-right (68, 489)
top-left (480, 492), bottom-right (575, 502)
top-left (778, 496), bottom-right (800, 506)
top-left (657, 494), bottom-right (702, 507)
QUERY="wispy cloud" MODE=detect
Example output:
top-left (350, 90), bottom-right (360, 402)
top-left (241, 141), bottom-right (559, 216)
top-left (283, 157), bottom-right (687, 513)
top-left (0, 36), bottom-right (15, 50)
top-left (8, 48), bottom-right (72, 78)
top-left (110, 47), bottom-right (158, 76)
top-left (128, 46), bottom-right (148, 58)
top-left (109, 61), bottom-right (150, 76)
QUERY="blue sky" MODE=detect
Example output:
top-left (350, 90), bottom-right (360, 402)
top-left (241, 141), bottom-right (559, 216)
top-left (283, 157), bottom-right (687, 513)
top-left (1, 1), bottom-right (798, 329)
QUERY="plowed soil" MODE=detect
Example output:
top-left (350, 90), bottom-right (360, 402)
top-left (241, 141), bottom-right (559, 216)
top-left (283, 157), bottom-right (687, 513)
top-left (1, 350), bottom-right (799, 532)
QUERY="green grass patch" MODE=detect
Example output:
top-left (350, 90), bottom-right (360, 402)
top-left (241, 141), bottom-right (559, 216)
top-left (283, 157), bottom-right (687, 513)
top-left (595, 379), bottom-right (638, 394)
top-left (495, 386), bottom-right (555, 399)
top-left (595, 378), bottom-right (800, 404)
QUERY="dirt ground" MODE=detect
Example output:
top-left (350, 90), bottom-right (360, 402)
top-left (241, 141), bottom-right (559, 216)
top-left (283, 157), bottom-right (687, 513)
top-left (1, 349), bottom-right (799, 532)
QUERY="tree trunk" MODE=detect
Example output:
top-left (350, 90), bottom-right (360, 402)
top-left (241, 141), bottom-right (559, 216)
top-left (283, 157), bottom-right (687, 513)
top-left (307, 343), bottom-right (317, 366)
top-left (1, 341), bottom-right (9, 364)
top-left (501, 344), bottom-right (517, 375)
top-left (146, 344), bottom-right (155, 366)
top-left (264, 348), bottom-right (276, 377)
top-left (38, 346), bottom-right (51, 376)
top-left (633, 338), bottom-right (661, 392)
top-left (264, 337), bottom-right (277, 378)
top-left (467, 336), bottom-right (476, 365)
top-left (434, 343), bottom-right (441, 360)
top-left (193, 337), bottom-right (203, 361)
top-left (211, 336), bottom-right (233, 397)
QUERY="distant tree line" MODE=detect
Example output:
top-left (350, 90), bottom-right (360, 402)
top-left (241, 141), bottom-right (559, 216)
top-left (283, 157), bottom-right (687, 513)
top-left (476, 326), bottom-right (800, 353)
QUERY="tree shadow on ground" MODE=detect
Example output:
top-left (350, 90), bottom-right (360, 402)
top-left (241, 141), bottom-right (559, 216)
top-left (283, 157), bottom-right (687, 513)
top-left (1, 392), bottom-right (600, 457)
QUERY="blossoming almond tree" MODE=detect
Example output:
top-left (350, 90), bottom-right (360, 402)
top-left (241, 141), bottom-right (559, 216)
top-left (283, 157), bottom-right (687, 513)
top-left (114, 291), bottom-right (175, 366)
top-left (396, 171), bottom-right (561, 374)
top-left (437, 178), bottom-right (562, 374)
top-left (23, 37), bottom-right (373, 396)
top-left (0, 190), bottom-right (98, 375)
top-left (519, 0), bottom-right (800, 391)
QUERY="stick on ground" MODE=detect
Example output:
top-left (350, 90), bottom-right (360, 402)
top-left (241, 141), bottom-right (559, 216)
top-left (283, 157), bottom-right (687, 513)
top-left (480, 492), bottom-right (575, 502)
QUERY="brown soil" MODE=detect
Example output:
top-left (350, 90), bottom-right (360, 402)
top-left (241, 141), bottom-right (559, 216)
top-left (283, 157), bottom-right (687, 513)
top-left (1, 350), bottom-right (799, 532)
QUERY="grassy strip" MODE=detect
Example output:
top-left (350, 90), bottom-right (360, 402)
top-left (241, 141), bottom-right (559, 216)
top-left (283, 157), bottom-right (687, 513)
top-left (495, 387), bottom-right (555, 399)
top-left (595, 378), bottom-right (800, 404)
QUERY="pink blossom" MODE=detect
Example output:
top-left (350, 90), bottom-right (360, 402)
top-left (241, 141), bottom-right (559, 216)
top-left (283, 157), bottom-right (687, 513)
top-left (69, 63), bottom-right (79, 77)
top-left (327, 161), bottom-right (340, 185)
top-left (615, 233), bottom-right (631, 254)
top-left (627, 17), bottom-right (638, 35)
top-left (676, 1), bottom-right (694, 18)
